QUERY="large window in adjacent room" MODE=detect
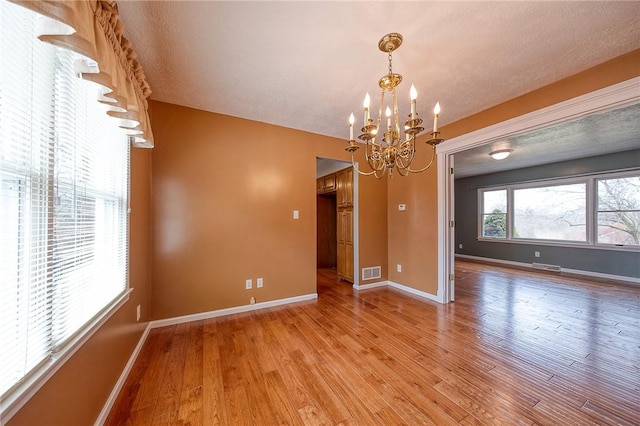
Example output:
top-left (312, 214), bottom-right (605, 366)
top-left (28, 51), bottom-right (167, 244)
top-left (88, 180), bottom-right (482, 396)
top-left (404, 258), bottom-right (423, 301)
top-left (0, 1), bottom-right (129, 404)
top-left (513, 183), bottom-right (587, 242)
top-left (478, 171), bottom-right (639, 249)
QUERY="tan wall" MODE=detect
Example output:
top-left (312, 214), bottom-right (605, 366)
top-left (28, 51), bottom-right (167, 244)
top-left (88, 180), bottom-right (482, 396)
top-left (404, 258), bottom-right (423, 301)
top-left (358, 175), bottom-right (388, 278)
top-left (387, 149), bottom-right (439, 293)
top-left (150, 101), bottom-right (388, 319)
top-left (7, 148), bottom-right (153, 426)
top-left (387, 49), bottom-right (640, 295)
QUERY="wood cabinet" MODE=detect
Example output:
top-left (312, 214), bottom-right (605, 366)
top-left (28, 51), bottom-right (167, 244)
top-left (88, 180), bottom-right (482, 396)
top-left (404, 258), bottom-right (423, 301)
top-left (316, 174), bottom-right (337, 193)
top-left (336, 167), bottom-right (353, 207)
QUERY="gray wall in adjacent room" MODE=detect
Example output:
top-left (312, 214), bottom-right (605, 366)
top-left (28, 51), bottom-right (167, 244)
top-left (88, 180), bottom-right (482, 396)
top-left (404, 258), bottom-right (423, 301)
top-left (454, 149), bottom-right (640, 279)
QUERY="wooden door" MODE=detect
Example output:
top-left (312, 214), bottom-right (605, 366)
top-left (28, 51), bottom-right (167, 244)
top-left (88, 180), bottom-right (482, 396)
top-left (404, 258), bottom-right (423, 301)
top-left (337, 206), bottom-right (354, 282)
top-left (317, 193), bottom-right (337, 268)
top-left (336, 167), bottom-right (354, 282)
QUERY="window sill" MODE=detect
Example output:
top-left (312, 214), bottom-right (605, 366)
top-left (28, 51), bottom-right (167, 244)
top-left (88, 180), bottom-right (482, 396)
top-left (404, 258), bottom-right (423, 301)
top-left (476, 237), bottom-right (639, 252)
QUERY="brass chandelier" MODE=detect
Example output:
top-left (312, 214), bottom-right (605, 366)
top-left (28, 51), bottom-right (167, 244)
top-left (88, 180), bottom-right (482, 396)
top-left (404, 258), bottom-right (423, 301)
top-left (345, 33), bottom-right (444, 178)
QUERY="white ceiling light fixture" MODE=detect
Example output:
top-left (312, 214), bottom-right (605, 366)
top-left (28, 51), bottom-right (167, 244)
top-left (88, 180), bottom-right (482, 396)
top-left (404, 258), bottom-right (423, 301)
top-left (345, 33), bottom-right (444, 178)
top-left (489, 149), bottom-right (512, 160)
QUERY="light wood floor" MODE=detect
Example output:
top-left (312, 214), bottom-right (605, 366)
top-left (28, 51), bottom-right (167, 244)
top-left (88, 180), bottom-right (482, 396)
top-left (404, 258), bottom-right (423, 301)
top-left (105, 260), bottom-right (640, 425)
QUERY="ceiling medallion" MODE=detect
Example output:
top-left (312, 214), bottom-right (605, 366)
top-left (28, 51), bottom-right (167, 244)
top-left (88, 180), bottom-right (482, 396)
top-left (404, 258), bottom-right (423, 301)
top-left (346, 33), bottom-right (444, 178)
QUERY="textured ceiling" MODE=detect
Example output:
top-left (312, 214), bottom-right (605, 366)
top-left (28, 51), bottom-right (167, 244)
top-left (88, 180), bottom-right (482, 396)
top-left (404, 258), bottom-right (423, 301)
top-left (454, 103), bottom-right (640, 178)
top-left (117, 1), bottom-right (640, 175)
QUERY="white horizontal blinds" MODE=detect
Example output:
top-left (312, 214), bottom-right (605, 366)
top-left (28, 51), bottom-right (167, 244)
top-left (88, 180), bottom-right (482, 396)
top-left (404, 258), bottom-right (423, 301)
top-left (50, 50), bottom-right (128, 349)
top-left (0, 1), bottom-right (56, 396)
top-left (0, 0), bottom-right (129, 398)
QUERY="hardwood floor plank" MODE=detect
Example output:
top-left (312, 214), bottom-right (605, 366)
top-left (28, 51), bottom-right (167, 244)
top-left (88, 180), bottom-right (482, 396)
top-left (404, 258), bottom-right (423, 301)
top-left (224, 386), bottom-right (254, 425)
top-left (177, 321), bottom-right (204, 425)
top-left (130, 326), bottom-right (178, 414)
top-left (373, 406), bottom-right (411, 425)
top-left (151, 323), bottom-right (189, 425)
top-left (107, 260), bottom-right (640, 425)
top-left (261, 370), bottom-right (305, 426)
top-left (531, 399), bottom-right (604, 426)
top-left (581, 399), bottom-right (640, 426)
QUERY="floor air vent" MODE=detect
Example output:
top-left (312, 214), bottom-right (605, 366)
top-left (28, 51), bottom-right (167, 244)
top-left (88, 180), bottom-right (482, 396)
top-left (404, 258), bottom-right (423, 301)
top-left (362, 266), bottom-right (382, 280)
top-left (532, 263), bottom-right (561, 272)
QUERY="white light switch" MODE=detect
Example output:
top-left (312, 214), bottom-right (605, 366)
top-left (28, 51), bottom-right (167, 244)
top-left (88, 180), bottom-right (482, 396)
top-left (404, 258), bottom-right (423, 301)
top-left (293, 210), bottom-right (299, 219)
top-left (398, 204), bottom-right (406, 211)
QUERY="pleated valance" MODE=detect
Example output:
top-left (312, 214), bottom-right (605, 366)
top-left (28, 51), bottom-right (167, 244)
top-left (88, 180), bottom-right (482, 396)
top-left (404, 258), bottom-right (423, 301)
top-left (10, 0), bottom-right (154, 147)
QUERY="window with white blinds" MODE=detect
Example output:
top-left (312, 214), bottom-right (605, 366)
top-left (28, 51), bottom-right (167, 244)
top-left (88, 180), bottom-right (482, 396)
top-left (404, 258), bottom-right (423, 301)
top-left (0, 0), bottom-right (129, 403)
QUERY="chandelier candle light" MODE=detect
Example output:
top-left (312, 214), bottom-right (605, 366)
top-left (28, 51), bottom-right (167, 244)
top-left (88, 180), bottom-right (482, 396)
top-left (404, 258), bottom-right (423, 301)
top-left (345, 33), bottom-right (444, 178)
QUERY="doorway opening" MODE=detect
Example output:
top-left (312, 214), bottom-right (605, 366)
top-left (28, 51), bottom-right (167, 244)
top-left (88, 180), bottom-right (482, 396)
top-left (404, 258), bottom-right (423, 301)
top-left (316, 157), bottom-right (355, 295)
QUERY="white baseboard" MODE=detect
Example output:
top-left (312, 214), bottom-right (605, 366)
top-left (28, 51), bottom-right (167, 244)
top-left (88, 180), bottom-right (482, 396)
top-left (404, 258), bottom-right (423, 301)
top-left (149, 293), bottom-right (318, 329)
top-left (387, 281), bottom-right (441, 303)
top-left (456, 254), bottom-right (530, 269)
top-left (94, 323), bottom-right (151, 426)
top-left (353, 279), bottom-right (441, 302)
top-left (353, 280), bottom-right (389, 291)
top-left (456, 254), bottom-right (640, 285)
top-left (560, 266), bottom-right (640, 285)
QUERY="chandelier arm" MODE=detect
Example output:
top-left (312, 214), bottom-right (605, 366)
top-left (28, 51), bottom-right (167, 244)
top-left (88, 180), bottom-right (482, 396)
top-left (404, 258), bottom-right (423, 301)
top-left (395, 138), bottom-right (416, 170)
top-left (365, 143), bottom-right (385, 172)
top-left (396, 165), bottom-right (410, 177)
top-left (367, 156), bottom-right (380, 172)
top-left (364, 147), bottom-right (377, 170)
top-left (405, 144), bottom-right (437, 174)
top-left (349, 153), bottom-right (381, 176)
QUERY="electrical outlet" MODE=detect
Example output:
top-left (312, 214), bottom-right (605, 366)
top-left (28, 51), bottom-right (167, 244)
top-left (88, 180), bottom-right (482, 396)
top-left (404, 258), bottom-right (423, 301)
top-left (245, 279), bottom-right (253, 289)
top-left (257, 277), bottom-right (263, 288)
top-left (136, 305), bottom-right (141, 322)
top-left (397, 264), bottom-right (402, 273)
top-left (535, 251), bottom-right (540, 258)
top-left (458, 244), bottom-right (463, 249)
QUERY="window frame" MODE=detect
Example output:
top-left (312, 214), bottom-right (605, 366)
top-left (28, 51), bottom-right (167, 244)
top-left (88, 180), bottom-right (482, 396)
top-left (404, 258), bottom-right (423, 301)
top-left (594, 171), bottom-right (640, 247)
top-left (477, 170), bottom-right (640, 251)
top-left (478, 187), bottom-right (508, 239)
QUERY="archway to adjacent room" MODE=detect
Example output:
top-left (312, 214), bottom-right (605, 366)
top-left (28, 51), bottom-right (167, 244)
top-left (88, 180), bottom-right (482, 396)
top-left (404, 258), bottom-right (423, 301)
top-left (436, 78), bottom-right (640, 303)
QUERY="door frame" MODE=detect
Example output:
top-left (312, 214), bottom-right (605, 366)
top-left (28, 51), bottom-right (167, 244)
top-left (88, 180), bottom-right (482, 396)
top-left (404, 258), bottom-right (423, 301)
top-left (436, 77), bottom-right (640, 303)
top-left (315, 157), bottom-right (359, 286)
